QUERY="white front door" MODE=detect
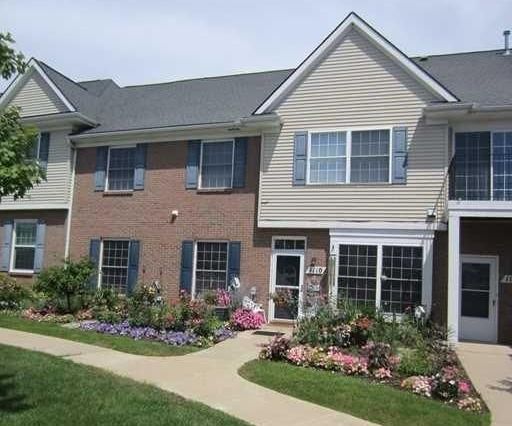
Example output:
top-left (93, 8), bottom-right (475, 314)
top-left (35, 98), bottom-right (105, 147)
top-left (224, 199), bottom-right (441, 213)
top-left (270, 253), bottom-right (304, 321)
top-left (460, 255), bottom-right (498, 343)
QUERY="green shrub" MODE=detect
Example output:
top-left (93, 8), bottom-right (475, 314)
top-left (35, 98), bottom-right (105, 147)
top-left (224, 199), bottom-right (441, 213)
top-left (34, 258), bottom-right (95, 313)
top-left (397, 347), bottom-right (436, 376)
top-left (127, 283), bottom-right (168, 329)
top-left (0, 275), bottom-right (31, 310)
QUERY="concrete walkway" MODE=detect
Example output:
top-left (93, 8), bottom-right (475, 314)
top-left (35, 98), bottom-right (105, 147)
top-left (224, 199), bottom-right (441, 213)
top-left (0, 327), bottom-right (375, 426)
top-left (457, 342), bottom-right (512, 426)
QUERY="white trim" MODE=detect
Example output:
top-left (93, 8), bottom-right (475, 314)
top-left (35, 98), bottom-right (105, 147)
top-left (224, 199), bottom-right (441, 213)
top-left (9, 219), bottom-right (38, 274)
top-left (448, 200), bottom-right (512, 218)
top-left (0, 59), bottom-right (76, 112)
top-left (259, 220), bottom-right (446, 231)
top-left (191, 240), bottom-right (230, 298)
top-left (269, 235), bottom-right (307, 322)
top-left (198, 139), bottom-right (235, 190)
top-left (104, 145), bottom-right (136, 193)
top-left (0, 203), bottom-right (69, 211)
top-left (447, 212), bottom-right (460, 342)
top-left (64, 145), bottom-right (77, 259)
top-left (254, 12), bottom-right (457, 114)
top-left (329, 227), bottom-right (435, 314)
top-left (459, 254), bottom-right (499, 343)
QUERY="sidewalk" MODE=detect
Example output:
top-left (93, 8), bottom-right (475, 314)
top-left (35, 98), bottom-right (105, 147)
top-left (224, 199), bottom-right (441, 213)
top-left (0, 327), bottom-right (375, 426)
top-left (457, 342), bottom-right (512, 426)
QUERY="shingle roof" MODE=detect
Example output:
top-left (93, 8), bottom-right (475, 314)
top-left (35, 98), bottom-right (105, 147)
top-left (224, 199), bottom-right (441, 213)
top-left (413, 50), bottom-right (512, 106)
top-left (32, 48), bottom-right (512, 134)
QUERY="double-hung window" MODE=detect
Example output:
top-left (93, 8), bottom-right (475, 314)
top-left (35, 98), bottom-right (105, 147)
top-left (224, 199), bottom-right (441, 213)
top-left (106, 147), bottom-right (136, 191)
top-left (194, 241), bottom-right (229, 294)
top-left (307, 129), bottom-right (391, 184)
top-left (200, 140), bottom-right (234, 189)
top-left (10, 221), bottom-right (37, 273)
top-left (99, 240), bottom-right (130, 293)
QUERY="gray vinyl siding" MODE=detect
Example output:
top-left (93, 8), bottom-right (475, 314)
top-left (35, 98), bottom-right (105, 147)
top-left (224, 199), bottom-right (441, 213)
top-left (9, 71), bottom-right (68, 117)
top-left (259, 27), bottom-right (449, 225)
top-left (0, 129), bottom-right (72, 207)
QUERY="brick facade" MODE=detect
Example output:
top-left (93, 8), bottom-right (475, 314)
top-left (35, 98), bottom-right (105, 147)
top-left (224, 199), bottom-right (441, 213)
top-left (69, 136), bottom-right (329, 310)
top-left (0, 210), bottom-right (68, 285)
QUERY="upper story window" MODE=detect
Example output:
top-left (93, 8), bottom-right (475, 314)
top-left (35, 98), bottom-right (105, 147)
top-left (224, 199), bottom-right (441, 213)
top-left (106, 147), bottom-right (136, 191)
top-left (307, 128), bottom-right (391, 184)
top-left (200, 140), bottom-right (234, 189)
top-left (10, 221), bottom-right (37, 273)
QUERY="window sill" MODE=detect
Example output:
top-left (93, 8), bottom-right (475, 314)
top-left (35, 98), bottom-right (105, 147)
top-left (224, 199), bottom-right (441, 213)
top-left (9, 271), bottom-right (35, 277)
top-left (303, 182), bottom-right (397, 187)
top-left (102, 190), bottom-right (134, 197)
top-left (196, 188), bottom-right (233, 194)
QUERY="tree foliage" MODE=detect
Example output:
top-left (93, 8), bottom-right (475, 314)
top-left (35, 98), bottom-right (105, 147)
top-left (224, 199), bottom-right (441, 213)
top-left (0, 32), bottom-right (45, 200)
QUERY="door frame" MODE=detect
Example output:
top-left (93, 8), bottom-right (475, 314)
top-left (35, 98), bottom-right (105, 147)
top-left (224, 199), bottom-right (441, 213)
top-left (268, 236), bottom-right (306, 322)
top-left (459, 254), bottom-right (499, 343)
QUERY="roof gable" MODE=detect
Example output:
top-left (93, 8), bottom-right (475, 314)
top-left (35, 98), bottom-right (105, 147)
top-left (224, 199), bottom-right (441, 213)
top-left (0, 59), bottom-right (76, 114)
top-left (254, 12), bottom-right (458, 114)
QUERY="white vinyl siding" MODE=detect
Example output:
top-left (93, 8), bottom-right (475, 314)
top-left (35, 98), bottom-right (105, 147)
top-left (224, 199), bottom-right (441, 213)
top-left (259, 27), bottom-right (448, 224)
top-left (0, 128), bottom-right (73, 208)
top-left (9, 71), bottom-right (68, 117)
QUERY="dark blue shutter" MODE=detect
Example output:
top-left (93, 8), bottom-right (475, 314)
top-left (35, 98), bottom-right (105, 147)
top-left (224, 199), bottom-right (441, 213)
top-left (134, 144), bottom-right (147, 190)
top-left (94, 146), bottom-right (109, 191)
top-left (233, 138), bottom-right (248, 188)
top-left (0, 220), bottom-right (13, 272)
top-left (127, 240), bottom-right (140, 294)
top-left (39, 132), bottom-right (50, 171)
top-left (89, 239), bottom-right (101, 289)
top-left (180, 241), bottom-right (194, 294)
top-left (392, 127), bottom-right (408, 184)
top-left (33, 219), bottom-right (46, 273)
top-left (293, 131), bottom-right (308, 185)
top-left (228, 241), bottom-right (241, 285)
top-left (186, 141), bottom-right (201, 189)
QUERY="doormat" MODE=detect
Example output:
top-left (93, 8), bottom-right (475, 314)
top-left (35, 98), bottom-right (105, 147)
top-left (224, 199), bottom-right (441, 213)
top-left (252, 331), bottom-right (284, 337)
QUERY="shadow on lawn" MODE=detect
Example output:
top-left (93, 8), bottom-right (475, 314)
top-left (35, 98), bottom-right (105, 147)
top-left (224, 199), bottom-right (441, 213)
top-left (0, 373), bottom-right (31, 414)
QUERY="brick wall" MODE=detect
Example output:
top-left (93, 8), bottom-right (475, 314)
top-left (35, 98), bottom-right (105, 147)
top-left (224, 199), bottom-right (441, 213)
top-left (69, 136), bottom-right (329, 309)
top-left (0, 210), bottom-right (67, 285)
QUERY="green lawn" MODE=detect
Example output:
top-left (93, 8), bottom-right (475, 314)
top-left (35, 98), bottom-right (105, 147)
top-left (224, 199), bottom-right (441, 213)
top-left (239, 360), bottom-right (490, 426)
top-left (0, 314), bottom-right (200, 356)
top-left (0, 344), bottom-right (247, 426)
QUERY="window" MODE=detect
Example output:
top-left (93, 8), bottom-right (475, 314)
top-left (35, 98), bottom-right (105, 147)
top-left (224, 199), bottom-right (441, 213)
top-left (11, 222), bottom-right (37, 272)
top-left (337, 244), bottom-right (423, 313)
top-left (273, 238), bottom-right (306, 251)
top-left (194, 242), bottom-right (228, 294)
top-left (351, 130), bottom-right (390, 183)
top-left (309, 132), bottom-right (346, 183)
top-left (200, 140), bottom-right (234, 189)
top-left (28, 134), bottom-right (41, 159)
top-left (107, 147), bottom-right (136, 191)
top-left (307, 128), bottom-right (391, 184)
top-left (338, 245), bottom-right (377, 308)
top-left (100, 240), bottom-right (130, 293)
top-left (492, 132), bottom-right (512, 201)
top-left (381, 246), bottom-right (423, 313)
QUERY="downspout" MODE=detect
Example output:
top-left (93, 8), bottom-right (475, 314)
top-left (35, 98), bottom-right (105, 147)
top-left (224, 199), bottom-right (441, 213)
top-left (64, 142), bottom-right (77, 259)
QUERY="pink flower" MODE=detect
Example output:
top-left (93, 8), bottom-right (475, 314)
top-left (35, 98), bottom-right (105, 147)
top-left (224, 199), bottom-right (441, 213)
top-left (458, 380), bottom-right (471, 394)
top-left (230, 308), bottom-right (265, 330)
top-left (374, 368), bottom-right (392, 380)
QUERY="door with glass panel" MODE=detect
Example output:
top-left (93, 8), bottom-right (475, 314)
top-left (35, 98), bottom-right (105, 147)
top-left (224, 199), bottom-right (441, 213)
top-left (460, 256), bottom-right (498, 343)
top-left (270, 238), bottom-right (305, 321)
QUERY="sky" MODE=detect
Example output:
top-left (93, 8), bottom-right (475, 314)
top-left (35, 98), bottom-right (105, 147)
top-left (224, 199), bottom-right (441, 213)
top-left (0, 0), bottom-right (510, 91)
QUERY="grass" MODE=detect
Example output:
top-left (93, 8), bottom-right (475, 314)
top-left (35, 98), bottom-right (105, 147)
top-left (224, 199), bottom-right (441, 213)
top-left (239, 360), bottom-right (491, 426)
top-left (0, 344), bottom-right (247, 426)
top-left (0, 314), bottom-right (200, 356)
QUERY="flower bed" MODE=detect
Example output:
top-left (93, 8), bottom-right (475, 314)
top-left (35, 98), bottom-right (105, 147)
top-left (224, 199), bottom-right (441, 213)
top-left (259, 304), bottom-right (486, 413)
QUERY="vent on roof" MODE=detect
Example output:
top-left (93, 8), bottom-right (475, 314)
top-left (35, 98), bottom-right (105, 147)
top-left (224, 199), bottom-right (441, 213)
top-left (418, 56), bottom-right (429, 62)
top-left (504, 30), bottom-right (511, 56)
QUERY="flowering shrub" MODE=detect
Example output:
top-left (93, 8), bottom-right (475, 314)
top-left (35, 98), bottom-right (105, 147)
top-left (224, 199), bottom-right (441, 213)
top-left (457, 397), bottom-right (483, 412)
top-left (22, 307), bottom-right (74, 323)
top-left (230, 308), bottom-right (265, 330)
top-left (326, 347), bottom-right (368, 375)
top-left (0, 276), bottom-right (31, 310)
top-left (374, 367), bottom-right (392, 380)
top-left (259, 335), bottom-right (291, 361)
top-left (432, 365), bottom-right (460, 400)
top-left (362, 341), bottom-right (398, 371)
top-left (458, 380), bottom-right (471, 394)
top-left (401, 376), bottom-right (433, 398)
top-left (215, 289), bottom-right (231, 307)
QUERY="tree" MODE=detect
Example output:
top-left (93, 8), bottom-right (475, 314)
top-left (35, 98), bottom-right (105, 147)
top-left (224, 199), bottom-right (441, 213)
top-left (0, 32), bottom-right (44, 200)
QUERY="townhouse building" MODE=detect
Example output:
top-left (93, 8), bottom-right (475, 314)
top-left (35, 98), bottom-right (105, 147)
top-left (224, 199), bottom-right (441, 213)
top-left (1, 12), bottom-right (511, 344)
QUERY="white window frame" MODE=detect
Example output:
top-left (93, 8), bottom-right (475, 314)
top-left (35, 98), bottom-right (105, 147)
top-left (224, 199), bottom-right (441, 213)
top-left (105, 145), bottom-right (136, 192)
top-left (191, 240), bottom-right (230, 298)
top-left (198, 139), bottom-right (235, 190)
top-left (306, 126), bottom-right (394, 185)
top-left (9, 219), bottom-right (38, 274)
top-left (97, 239), bottom-right (131, 291)
top-left (329, 228), bottom-right (434, 315)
